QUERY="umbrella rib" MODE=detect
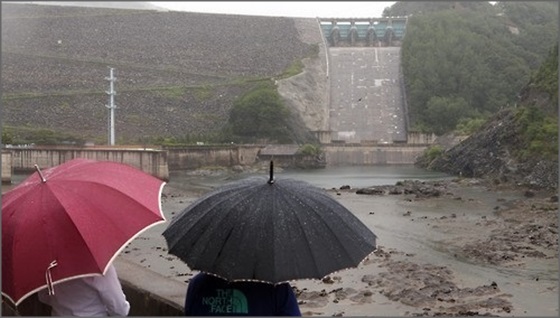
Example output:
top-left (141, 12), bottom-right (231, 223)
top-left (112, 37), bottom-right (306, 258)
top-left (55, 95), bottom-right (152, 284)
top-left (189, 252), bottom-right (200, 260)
top-left (274, 187), bottom-right (324, 280)
top-left (292, 208), bottom-right (323, 278)
top-left (290, 187), bottom-right (373, 275)
top-left (47, 180), bottom-right (165, 272)
top-left (174, 186), bottom-right (256, 267)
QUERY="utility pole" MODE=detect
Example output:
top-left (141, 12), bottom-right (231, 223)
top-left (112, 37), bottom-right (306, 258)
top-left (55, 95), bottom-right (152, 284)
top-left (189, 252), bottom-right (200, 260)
top-left (105, 67), bottom-right (117, 146)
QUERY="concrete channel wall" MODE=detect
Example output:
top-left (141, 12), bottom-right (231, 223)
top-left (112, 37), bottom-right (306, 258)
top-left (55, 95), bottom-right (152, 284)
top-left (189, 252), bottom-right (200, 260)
top-left (1, 151), bottom-right (12, 184)
top-left (165, 145), bottom-right (263, 170)
top-left (324, 143), bottom-right (429, 166)
top-left (1, 142), bottom-right (435, 183)
top-left (5, 147), bottom-right (169, 181)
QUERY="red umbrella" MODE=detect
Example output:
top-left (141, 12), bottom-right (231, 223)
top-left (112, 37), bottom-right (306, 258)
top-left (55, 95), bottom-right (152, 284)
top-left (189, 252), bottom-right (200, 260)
top-left (2, 158), bottom-right (166, 306)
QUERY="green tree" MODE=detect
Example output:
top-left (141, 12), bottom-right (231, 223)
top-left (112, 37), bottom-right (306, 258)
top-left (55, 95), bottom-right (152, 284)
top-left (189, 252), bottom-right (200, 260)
top-left (531, 44), bottom-right (558, 107)
top-left (516, 106), bottom-right (558, 160)
top-left (228, 85), bottom-right (292, 143)
top-left (456, 117), bottom-right (486, 135)
top-left (424, 96), bottom-right (470, 135)
top-left (1, 128), bottom-right (14, 145)
top-left (298, 143), bottom-right (322, 156)
top-left (400, 3), bottom-right (557, 135)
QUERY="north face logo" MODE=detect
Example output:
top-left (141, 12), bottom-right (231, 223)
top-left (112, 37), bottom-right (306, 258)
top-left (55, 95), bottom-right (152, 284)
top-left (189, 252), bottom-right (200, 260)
top-left (201, 288), bottom-right (249, 314)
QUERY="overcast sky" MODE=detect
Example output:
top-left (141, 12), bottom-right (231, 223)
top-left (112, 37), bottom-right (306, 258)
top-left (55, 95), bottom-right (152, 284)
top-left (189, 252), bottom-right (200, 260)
top-left (151, 2), bottom-right (397, 18)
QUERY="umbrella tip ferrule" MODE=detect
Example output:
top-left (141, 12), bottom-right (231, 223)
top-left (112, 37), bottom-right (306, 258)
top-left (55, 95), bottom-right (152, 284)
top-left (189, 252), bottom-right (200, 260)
top-left (34, 164), bottom-right (47, 183)
top-left (268, 160), bottom-right (274, 185)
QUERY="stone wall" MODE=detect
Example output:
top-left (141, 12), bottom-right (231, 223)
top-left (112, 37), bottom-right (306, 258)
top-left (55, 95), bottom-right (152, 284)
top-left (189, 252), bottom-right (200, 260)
top-left (1, 151), bottom-right (12, 183)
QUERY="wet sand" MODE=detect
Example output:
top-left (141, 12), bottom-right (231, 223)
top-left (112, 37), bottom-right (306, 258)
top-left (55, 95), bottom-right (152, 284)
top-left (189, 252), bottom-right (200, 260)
top-left (119, 179), bottom-right (558, 317)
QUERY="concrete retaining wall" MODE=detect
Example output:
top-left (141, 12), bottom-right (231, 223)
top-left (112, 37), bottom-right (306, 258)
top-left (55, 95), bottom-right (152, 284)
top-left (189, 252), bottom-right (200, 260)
top-left (2, 143), bottom-right (433, 184)
top-left (114, 258), bottom-right (185, 316)
top-left (407, 132), bottom-right (437, 144)
top-left (2, 151), bottom-right (12, 184)
top-left (165, 145), bottom-right (262, 170)
top-left (324, 144), bottom-right (428, 165)
top-left (6, 147), bottom-right (169, 181)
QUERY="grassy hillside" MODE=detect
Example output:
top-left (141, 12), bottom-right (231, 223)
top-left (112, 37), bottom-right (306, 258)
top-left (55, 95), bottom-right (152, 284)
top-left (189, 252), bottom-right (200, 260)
top-left (1, 3), bottom-right (316, 145)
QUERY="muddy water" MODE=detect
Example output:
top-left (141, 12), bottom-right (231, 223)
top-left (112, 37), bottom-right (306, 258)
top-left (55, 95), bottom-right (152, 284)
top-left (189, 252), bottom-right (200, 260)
top-left (170, 165), bottom-right (454, 191)
top-left (166, 166), bottom-right (557, 316)
top-left (342, 190), bottom-right (557, 316)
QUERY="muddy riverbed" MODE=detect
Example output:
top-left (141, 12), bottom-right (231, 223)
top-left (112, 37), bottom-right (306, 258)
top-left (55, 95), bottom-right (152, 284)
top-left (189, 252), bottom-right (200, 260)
top-left (120, 178), bottom-right (558, 316)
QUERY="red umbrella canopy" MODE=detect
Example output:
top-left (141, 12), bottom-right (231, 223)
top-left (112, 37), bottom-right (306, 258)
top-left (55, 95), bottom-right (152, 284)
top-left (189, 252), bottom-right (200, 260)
top-left (2, 158), bottom-right (166, 306)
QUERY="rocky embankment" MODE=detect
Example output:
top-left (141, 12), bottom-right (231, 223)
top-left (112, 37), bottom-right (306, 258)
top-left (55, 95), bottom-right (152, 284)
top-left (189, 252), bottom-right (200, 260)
top-left (415, 108), bottom-right (558, 190)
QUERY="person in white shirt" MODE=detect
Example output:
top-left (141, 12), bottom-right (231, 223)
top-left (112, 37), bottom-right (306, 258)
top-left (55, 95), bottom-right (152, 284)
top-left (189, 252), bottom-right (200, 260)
top-left (37, 264), bottom-right (130, 316)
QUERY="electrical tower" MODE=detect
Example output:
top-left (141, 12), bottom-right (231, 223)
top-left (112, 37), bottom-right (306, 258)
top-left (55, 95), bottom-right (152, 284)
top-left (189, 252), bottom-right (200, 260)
top-left (105, 67), bottom-right (117, 146)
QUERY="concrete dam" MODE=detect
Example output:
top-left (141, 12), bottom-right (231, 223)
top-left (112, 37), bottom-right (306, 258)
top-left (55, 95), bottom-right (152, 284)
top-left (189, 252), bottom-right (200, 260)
top-left (1, 5), bottom-right (429, 172)
top-left (310, 17), bottom-right (432, 165)
top-left (328, 47), bottom-right (405, 144)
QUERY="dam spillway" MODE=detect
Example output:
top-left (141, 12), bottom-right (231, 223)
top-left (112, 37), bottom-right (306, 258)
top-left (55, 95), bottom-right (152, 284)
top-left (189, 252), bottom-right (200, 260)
top-left (315, 16), bottom-right (430, 165)
top-left (327, 46), bottom-right (406, 144)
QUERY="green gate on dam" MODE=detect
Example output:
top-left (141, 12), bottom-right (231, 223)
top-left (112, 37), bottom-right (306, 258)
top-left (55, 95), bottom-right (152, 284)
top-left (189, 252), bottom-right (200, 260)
top-left (319, 16), bottom-right (408, 47)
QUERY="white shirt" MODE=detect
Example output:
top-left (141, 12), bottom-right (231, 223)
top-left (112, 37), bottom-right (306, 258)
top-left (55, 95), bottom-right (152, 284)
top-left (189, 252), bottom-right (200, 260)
top-left (38, 264), bottom-right (130, 316)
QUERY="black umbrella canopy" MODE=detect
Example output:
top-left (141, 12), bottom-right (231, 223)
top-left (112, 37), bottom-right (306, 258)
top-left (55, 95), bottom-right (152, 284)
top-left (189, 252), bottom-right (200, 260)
top-left (163, 169), bottom-right (377, 284)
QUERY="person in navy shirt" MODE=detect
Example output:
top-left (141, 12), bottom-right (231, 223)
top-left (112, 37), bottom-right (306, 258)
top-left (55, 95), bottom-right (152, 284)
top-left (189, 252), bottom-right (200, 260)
top-left (184, 272), bottom-right (301, 316)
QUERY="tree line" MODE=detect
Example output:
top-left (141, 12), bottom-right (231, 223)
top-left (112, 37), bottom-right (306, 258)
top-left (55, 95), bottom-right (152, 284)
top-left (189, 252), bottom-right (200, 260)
top-left (387, 1), bottom-right (557, 135)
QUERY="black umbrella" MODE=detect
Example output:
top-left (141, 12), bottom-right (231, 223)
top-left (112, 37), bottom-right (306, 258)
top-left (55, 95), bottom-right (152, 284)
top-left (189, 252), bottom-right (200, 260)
top-left (163, 162), bottom-right (377, 284)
